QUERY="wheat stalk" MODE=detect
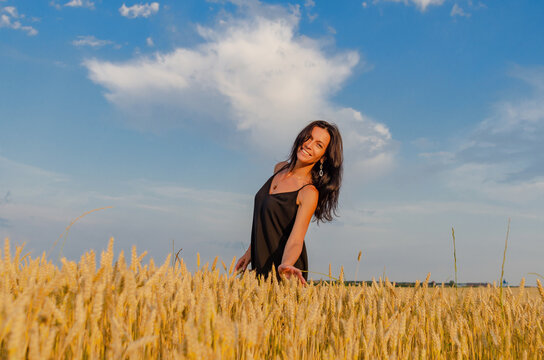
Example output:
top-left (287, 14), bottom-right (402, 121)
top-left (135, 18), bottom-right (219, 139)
top-left (0, 237), bottom-right (542, 359)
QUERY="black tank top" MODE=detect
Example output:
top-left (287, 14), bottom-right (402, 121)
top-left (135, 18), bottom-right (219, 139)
top-left (250, 166), bottom-right (312, 282)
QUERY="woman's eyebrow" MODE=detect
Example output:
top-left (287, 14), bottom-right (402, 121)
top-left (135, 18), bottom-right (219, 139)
top-left (308, 135), bottom-right (324, 145)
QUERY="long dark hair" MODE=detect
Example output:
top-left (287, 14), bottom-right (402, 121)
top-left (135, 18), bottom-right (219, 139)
top-left (284, 120), bottom-right (343, 223)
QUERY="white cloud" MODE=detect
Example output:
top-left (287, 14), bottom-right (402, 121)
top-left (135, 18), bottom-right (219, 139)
top-left (304, 0), bottom-right (317, 21)
top-left (441, 163), bottom-right (544, 204)
top-left (49, 1), bottom-right (62, 10)
top-left (2, 6), bottom-right (17, 17)
top-left (341, 200), bottom-right (541, 231)
top-left (421, 66), bottom-right (544, 203)
top-left (467, 0), bottom-right (487, 9)
top-left (0, 6), bottom-right (38, 36)
top-left (0, 155), bottom-right (69, 186)
top-left (0, 154), bottom-right (254, 269)
top-left (377, 0), bottom-right (445, 12)
top-left (451, 3), bottom-right (470, 17)
top-left (119, 2), bottom-right (159, 19)
top-left (377, 0), bottom-right (484, 14)
top-left (72, 35), bottom-right (114, 48)
top-left (84, 0), bottom-right (395, 181)
top-left (456, 68), bottom-right (544, 179)
top-left (146, 36), bottom-right (154, 47)
top-left (64, 0), bottom-right (95, 9)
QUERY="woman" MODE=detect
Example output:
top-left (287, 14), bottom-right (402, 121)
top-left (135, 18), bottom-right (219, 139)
top-left (234, 120), bottom-right (343, 284)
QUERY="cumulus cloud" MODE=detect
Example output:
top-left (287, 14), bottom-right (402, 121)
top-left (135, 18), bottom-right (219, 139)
top-left (84, 0), bottom-right (395, 181)
top-left (377, 0), bottom-right (445, 12)
top-left (119, 2), bottom-right (159, 18)
top-left (72, 35), bottom-right (115, 48)
top-left (0, 6), bottom-right (38, 36)
top-left (64, 0), bottom-right (95, 9)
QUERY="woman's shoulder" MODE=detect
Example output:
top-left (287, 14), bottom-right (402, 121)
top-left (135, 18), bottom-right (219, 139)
top-left (273, 161), bottom-right (289, 173)
top-left (297, 183), bottom-right (318, 208)
top-left (300, 183), bottom-right (318, 196)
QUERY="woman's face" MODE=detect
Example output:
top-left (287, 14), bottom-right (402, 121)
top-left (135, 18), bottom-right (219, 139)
top-left (297, 126), bottom-right (331, 165)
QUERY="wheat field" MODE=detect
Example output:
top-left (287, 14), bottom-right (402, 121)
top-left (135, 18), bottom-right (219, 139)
top-left (1, 238), bottom-right (543, 359)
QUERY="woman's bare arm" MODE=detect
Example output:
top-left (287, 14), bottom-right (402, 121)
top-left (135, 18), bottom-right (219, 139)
top-left (280, 185), bottom-right (318, 273)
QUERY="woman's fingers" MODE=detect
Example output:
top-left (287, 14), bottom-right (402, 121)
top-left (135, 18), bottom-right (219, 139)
top-left (235, 256), bottom-right (251, 274)
top-left (234, 257), bottom-right (245, 272)
top-left (278, 264), bottom-right (293, 276)
top-left (278, 264), bottom-right (306, 285)
top-left (288, 267), bottom-right (307, 285)
top-left (296, 270), bottom-right (307, 285)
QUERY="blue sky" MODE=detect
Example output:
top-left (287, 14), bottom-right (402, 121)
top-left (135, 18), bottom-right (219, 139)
top-left (1, 0), bottom-right (543, 283)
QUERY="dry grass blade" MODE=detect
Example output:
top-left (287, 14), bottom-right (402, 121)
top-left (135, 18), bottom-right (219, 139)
top-left (452, 227), bottom-right (458, 289)
top-left (499, 217), bottom-right (511, 313)
top-left (49, 206), bottom-right (113, 259)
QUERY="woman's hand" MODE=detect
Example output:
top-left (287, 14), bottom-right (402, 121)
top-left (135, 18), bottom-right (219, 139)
top-left (278, 264), bottom-right (307, 285)
top-left (234, 249), bottom-right (251, 273)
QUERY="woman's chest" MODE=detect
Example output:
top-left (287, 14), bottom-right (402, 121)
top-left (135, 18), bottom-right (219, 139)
top-left (255, 188), bottom-right (299, 221)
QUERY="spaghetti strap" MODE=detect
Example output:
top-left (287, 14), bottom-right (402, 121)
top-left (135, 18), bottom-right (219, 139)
top-left (268, 163), bottom-right (313, 194)
top-left (297, 183), bottom-right (314, 192)
top-left (269, 162), bottom-right (290, 181)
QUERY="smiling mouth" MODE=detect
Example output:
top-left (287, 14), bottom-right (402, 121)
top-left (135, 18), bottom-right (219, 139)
top-left (301, 148), bottom-right (311, 157)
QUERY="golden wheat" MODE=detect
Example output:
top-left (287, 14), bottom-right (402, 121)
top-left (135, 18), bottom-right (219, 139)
top-left (0, 238), bottom-right (543, 359)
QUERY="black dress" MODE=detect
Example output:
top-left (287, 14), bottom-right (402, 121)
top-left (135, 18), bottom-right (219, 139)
top-left (250, 167), bottom-right (312, 282)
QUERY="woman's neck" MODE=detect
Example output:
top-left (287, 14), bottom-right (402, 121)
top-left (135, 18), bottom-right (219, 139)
top-left (289, 161), bottom-right (314, 181)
